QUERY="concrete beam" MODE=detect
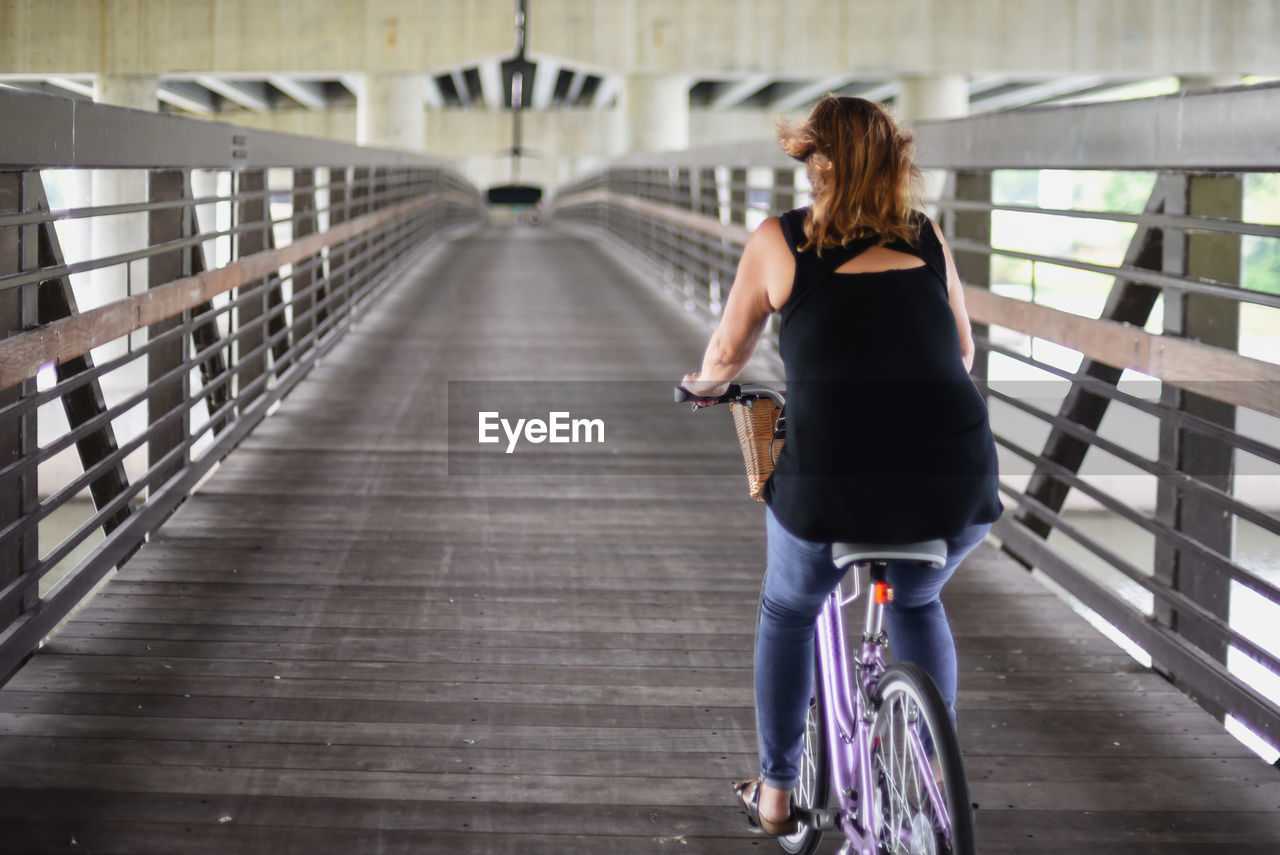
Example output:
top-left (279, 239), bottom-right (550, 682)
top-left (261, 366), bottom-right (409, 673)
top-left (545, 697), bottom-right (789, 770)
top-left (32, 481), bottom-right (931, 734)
top-left (530, 59), bottom-right (560, 109)
top-left (46, 77), bottom-right (94, 98)
top-left (423, 76), bottom-right (445, 109)
top-left (477, 60), bottom-right (503, 110)
top-left (196, 77), bottom-right (271, 112)
top-left (592, 75), bottom-right (621, 109)
top-left (971, 75), bottom-right (1113, 112)
top-left (968, 75), bottom-right (1012, 96)
top-left (268, 76), bottom-right (328, 110)
top-left (771, 74), bottom-right (858, 111)
top-left (450, 70), bottom-right (472, 108)
top-left (564, 72), bottom-right (587, 105)
top-left (856, 82), bottom-right (900, 103)
top-left (709, 75), bottom-right (773, 110)
top-left (158, 81), bottom-right (217, 114)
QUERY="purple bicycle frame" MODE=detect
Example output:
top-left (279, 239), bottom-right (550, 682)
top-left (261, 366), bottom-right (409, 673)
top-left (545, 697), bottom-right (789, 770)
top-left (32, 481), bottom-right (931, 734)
top-left (812, 578), bottom-right (953, 854)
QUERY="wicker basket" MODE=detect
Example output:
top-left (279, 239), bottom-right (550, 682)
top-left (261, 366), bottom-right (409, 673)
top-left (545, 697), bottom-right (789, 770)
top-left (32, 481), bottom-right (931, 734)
top-left (730, 399), bottom-right (785, 501)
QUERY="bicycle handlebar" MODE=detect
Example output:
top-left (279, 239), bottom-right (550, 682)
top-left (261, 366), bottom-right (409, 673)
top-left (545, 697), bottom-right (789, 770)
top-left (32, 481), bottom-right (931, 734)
top-left (673, 383), bottom-right (786, 409)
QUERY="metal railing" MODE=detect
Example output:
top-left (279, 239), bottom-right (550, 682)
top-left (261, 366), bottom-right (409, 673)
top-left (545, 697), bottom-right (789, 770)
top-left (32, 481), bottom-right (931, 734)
top-left (0, 88), bottom-right (485, 682)
top-left (550, 83), bottom-right (1280, 757)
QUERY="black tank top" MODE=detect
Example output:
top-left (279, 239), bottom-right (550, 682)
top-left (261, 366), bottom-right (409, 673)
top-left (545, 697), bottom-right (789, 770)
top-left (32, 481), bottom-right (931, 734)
top-left (762, 207), bottom-right (1003, 543)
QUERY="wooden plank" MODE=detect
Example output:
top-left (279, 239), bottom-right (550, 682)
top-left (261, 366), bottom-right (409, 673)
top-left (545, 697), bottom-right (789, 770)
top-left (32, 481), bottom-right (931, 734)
top-left (60, 603), bottom-right (1106, 643)
top-left (0, 761), bottom-right (738, 805)
top-left (38, 636), bottom-right (751, 669)
top-left (12, 654), bottom-right (751, 690)
top-left (1, 671), bottom-right (753, 709)
top-left (964, 285), bottom-right (1280, 417)
top-left (11, 650), bottom-right (1169, 694)
top-left (0, 690), bottom-right (754, 731)
top-left (0, 709), bottom-right (1247, 762)
top-left (0, 736), bottom-right (753, 780)
top-left (35, 632), bottom-right (1143, 676)
top-left (0, 788), bottom-right (748, 837)
top-left (0, 822), bottom-right (758, 855)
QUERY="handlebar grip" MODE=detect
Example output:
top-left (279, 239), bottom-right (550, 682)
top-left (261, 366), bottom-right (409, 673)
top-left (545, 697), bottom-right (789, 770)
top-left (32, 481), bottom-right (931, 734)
top-left (673, 383), bottom-right (740, 405)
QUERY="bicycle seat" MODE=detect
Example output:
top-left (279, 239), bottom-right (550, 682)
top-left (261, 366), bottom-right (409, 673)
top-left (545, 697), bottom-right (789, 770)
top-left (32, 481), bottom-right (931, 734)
top-left (831, 539), bottom-right (947, 570)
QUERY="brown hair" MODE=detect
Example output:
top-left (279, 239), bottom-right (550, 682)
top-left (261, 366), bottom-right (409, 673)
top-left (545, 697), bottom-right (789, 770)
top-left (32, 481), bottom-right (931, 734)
top-left (776, 95), bottom-right (923, 253)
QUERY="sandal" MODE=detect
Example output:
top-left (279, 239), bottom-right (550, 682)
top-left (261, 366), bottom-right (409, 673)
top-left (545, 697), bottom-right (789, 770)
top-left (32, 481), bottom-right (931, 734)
top-left (733, 776), bottom-right (798, 836)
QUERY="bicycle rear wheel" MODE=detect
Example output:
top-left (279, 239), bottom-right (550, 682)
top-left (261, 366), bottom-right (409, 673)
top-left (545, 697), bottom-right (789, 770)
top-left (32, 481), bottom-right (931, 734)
top-left (870, 663), bottom-right (975, 855)
top-left (777, 653), bottom-right (828, 855)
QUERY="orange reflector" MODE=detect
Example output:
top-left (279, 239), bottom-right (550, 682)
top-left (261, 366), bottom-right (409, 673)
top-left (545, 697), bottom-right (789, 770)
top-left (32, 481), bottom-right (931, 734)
top-left (874, 582), bottom-right (893, 605)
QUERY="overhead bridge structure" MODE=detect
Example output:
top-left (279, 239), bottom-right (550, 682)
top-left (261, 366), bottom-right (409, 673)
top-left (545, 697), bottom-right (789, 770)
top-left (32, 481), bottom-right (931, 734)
top-left (0, 77), bottom-right (1278, 853)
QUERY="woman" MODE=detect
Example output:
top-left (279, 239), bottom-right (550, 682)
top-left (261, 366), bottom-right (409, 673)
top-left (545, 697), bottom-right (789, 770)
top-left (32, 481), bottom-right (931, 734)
top-left (681, 96), bottom-right (1002, 836)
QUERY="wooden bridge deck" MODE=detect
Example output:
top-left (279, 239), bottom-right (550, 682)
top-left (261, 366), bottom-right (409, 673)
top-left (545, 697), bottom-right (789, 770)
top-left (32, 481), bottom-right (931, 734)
top-left (1, 226), bottom-right (1277, 854)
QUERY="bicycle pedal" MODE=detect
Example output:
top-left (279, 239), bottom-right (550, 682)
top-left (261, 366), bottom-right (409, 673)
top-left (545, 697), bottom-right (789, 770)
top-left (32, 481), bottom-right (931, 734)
top-left (793, 806), bottom-right (837, 831)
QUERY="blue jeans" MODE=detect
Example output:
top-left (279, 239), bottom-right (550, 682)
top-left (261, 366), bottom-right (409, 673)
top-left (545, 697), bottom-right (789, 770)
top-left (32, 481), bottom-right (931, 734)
top-left (755, 507), bottom-right (990, 790)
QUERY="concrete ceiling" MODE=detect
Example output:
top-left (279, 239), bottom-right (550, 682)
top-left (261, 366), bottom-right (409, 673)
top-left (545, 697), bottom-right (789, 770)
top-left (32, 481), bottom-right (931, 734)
top-left (0, 64), bottom-right (1169, 117)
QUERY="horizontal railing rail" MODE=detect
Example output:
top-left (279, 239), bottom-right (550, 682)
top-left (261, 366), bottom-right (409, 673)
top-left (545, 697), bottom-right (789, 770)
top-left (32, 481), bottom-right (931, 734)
top-left (0, 88), bottom-right (486, 683)
top-left (549, 83), bottom-right (1280, 757)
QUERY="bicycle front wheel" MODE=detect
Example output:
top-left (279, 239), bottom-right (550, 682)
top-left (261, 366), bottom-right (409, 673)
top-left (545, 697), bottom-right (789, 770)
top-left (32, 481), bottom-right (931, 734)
top-left (870, 663), bottom-right (975, 855)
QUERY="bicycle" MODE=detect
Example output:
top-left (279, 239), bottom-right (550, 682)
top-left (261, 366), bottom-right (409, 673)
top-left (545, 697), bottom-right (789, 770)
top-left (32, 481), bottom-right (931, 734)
top-left (675, 382), bottom-right (977, 855)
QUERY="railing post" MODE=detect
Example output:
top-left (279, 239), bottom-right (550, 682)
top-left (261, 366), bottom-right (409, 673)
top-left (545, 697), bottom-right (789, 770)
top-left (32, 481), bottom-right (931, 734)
top-left (697, 168), bottom-right (723, 314)
top-left (147, 169), bottom-right (191, 491)
top-left (324, 166), bottom-right (348, 330)
top-left (1154, 173), bottom-right (1242, 698)
top-left (772, 168), bottom-right (796, 214)
top-left (292, 168), bottom-right (318, 352)
top-left (675, 167), bottom-right (695, 307)
top-left (370, 167), bottom-right (388, 279)
top-left (948, 170), bottom-right (992, 386)
top-left (728, 168), bottom-right (748, 228)
top-left (350, 167), bottom-right (371, 309)
top-left (0, 171), bottom-right (38, 644)
top-left (234, 169), bottom-right (269, 405)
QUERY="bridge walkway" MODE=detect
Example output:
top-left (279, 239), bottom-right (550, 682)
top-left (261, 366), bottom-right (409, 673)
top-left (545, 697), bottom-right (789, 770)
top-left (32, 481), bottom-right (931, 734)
top-left (0, 226), bottom-right (1276, 853)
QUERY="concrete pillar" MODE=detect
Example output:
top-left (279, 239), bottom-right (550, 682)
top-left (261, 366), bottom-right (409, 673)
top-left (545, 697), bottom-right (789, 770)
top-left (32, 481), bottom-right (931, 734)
top-left (614, 75), bottom-right (691, 155)
top-left (90, 74), bottom-right (158, 483)
top-left (93, 75), bottom-right (159, 112)
top-left (895, 74), bottom-right (970, 214)
top-left (896, 74), bottom-right (969, 124)
top-left (356, 73), bottom-right (426, 152)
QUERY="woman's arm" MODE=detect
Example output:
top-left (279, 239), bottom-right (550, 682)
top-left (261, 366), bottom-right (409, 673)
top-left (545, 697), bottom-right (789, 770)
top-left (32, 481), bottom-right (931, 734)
top-left (930, 219), bottom-right (976, 374)
top-left (682, 217), bottom-right (793, 396)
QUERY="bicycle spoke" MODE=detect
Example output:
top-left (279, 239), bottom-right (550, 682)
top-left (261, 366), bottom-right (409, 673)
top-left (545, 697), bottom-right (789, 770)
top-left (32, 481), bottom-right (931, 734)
top-left (873, 675), bottom-right (959, 855)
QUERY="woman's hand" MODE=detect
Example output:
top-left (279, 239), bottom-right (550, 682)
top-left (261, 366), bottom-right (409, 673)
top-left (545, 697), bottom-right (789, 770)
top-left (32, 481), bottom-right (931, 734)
top-left (680, 372), bottom-right (730, 402)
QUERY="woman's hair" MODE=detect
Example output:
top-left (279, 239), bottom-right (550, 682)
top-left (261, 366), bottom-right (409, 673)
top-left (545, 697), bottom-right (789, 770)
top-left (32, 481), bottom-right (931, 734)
top-left (776, 95), bottom-right (923, 252)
